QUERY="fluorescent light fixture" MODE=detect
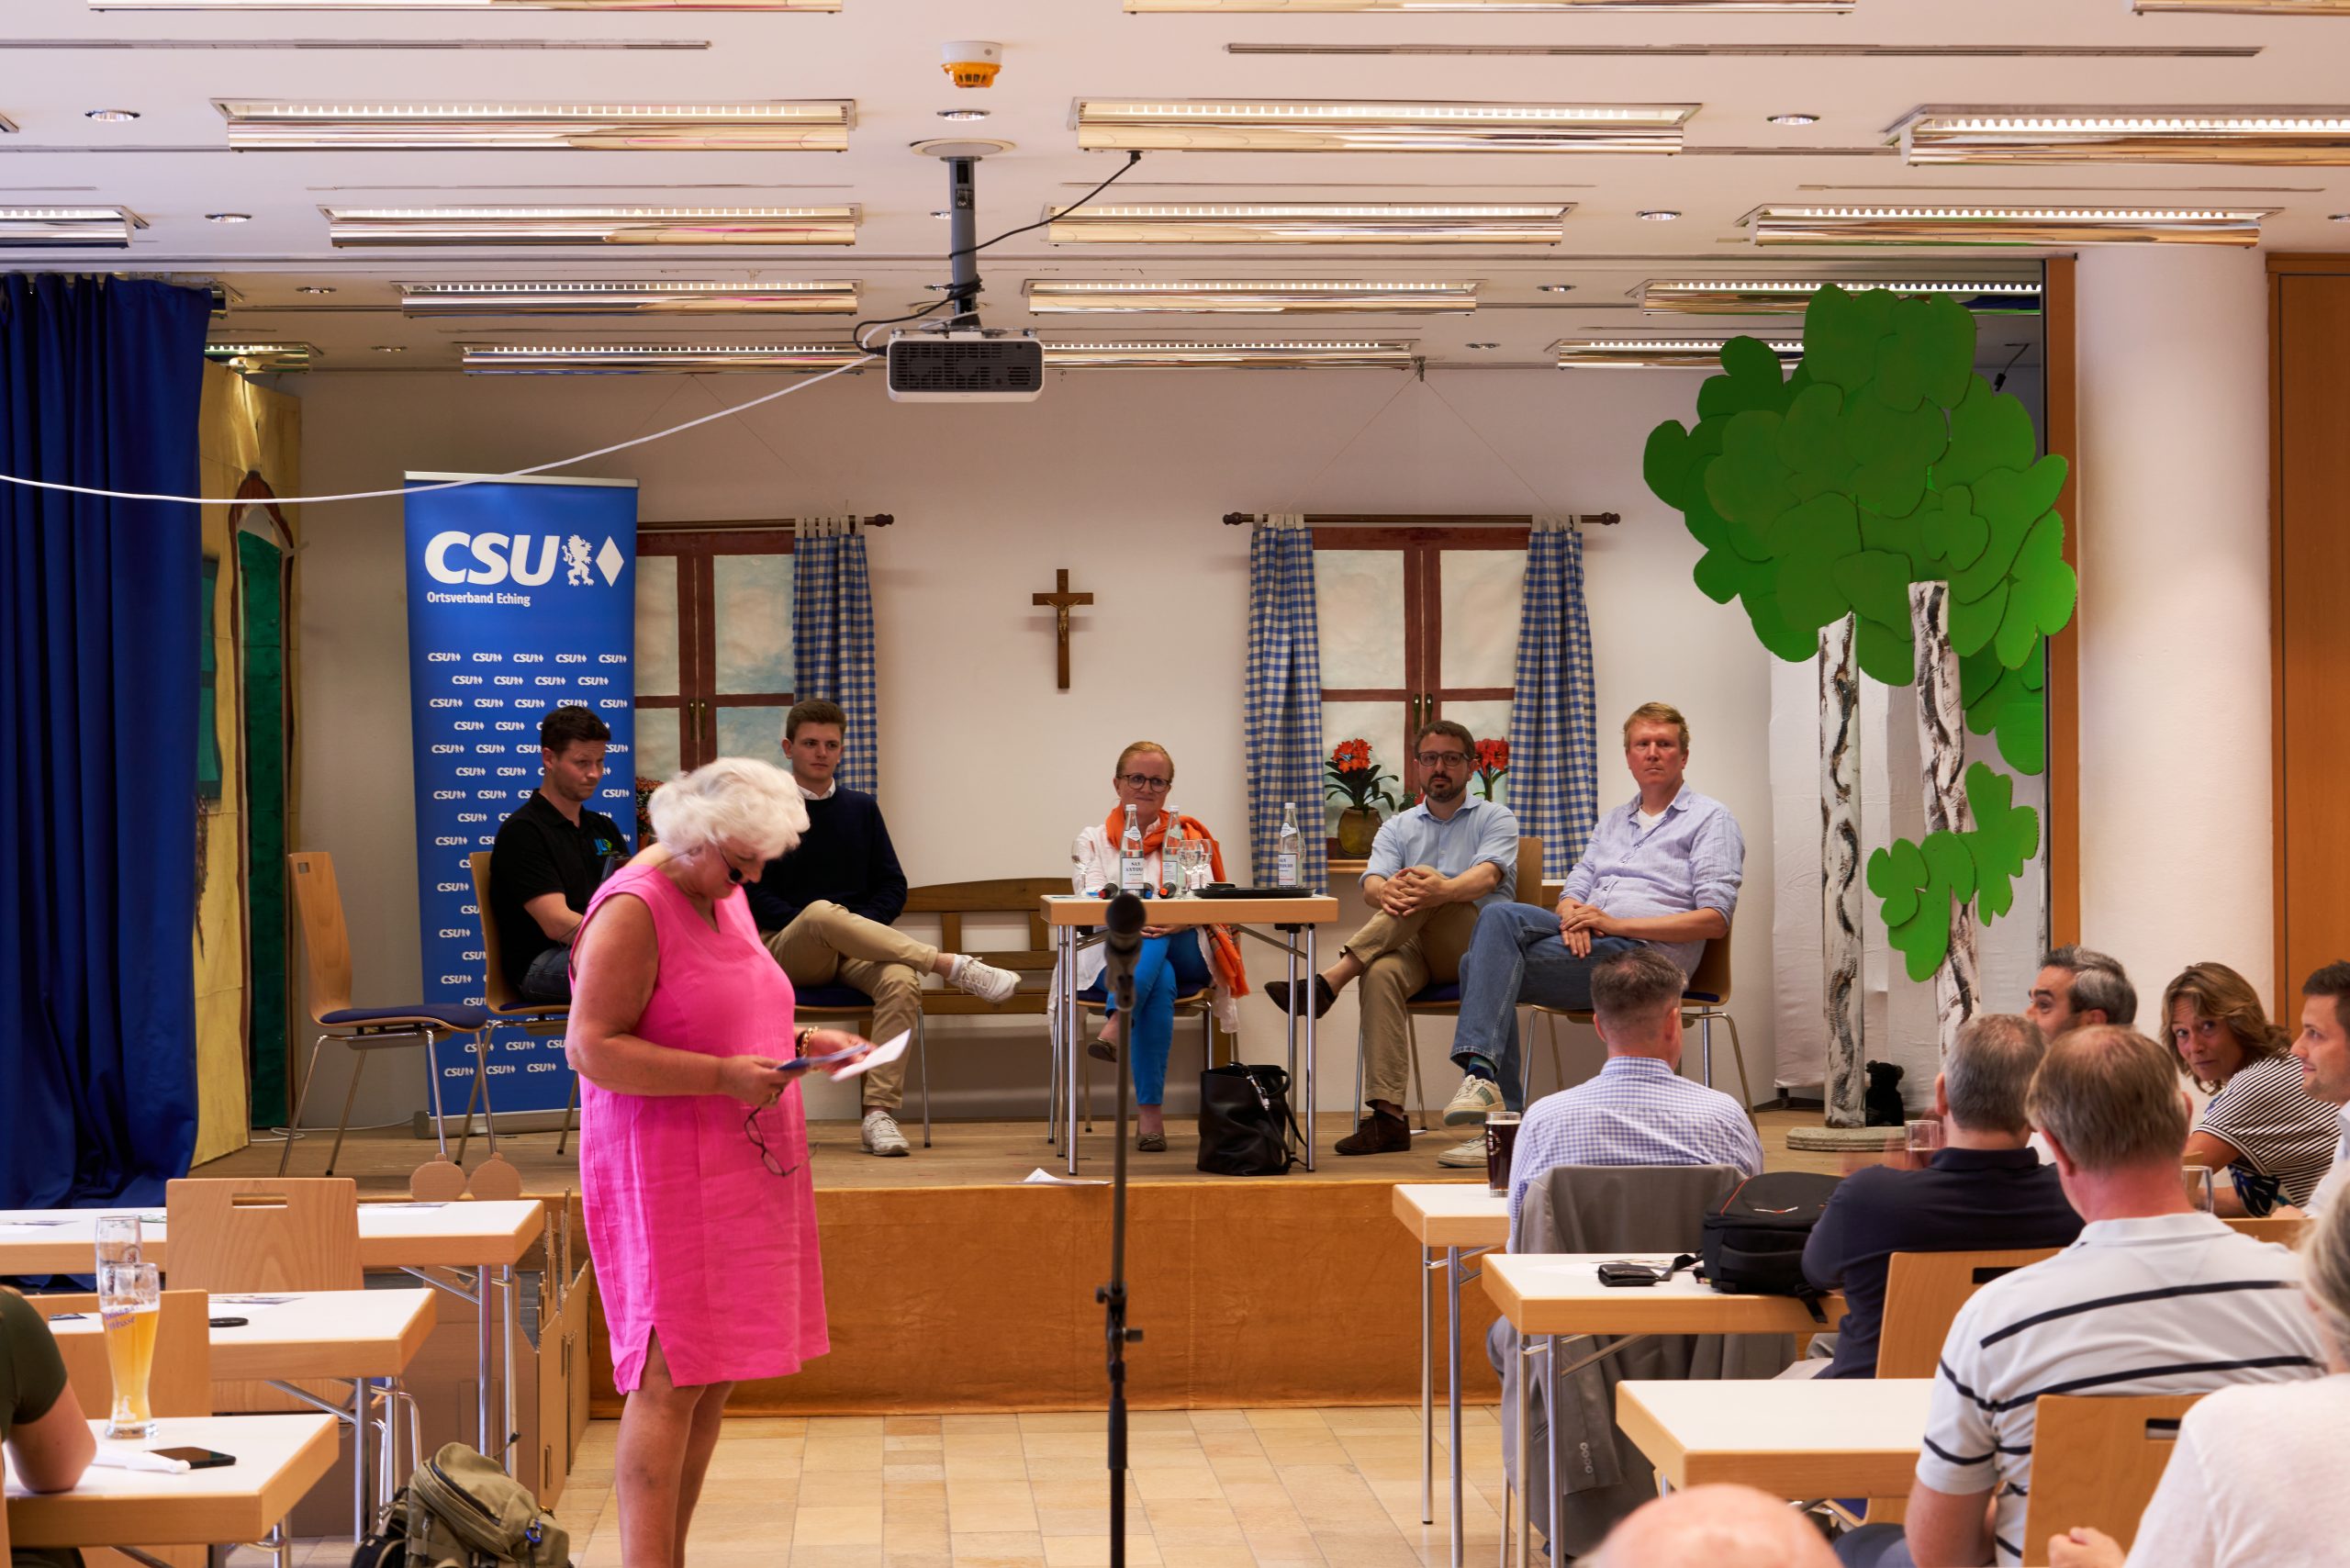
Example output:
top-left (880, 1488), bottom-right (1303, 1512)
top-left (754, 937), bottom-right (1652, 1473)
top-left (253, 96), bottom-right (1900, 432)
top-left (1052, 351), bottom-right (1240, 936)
top-left (401, 280), bottom-right (858, 316)
top-left (1023, 279), bottom-right (1478, 314)
top-left (463, 343), bottom-right (867, 374)
top-left (0, 207), bottom-right (141, 247)
top-left (1047, 203), bottom-right (1571, 244)
top-left (326, 206), bottom-right (858, 247)
top-left (1044, 339), bottom-right (1416, 368)
top-left (1555, 336), bottom-right (1802, 368)
top-left (218, 100), bottom-right (853, 152)
top-left (103, 0), bottom-right (838, 10)
top-left (1744, 204), bottom-right (2268, 246)
top-left (1891, 106), bottom-right (2350, 165)
top-left (1123, 1), bottom-right (1852, 10)
top-left (205, 341), bottom-right (317, 372)
top-left (2134, 0), bottom-right (2350, 10)
top-left (1074, 99), bottom-right (1694, 154)
top-left (1638, 278), bottom-right (2042, 314)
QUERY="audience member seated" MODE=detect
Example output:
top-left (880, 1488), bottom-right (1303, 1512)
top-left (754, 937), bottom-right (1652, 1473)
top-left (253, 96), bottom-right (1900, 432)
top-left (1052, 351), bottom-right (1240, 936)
top-left (2046, 1175), bottom-right (2350, 1568)
top-left (1059, 740), bottom-right (1247, 1154)
top-left (1834, 1025), bottom-right (2325, 1568)
top-left (2026, 945), bottom-right (2137, 1037)
top-left (1599, 1484), bottom-right (1838, 1568)
top-left (2289, 961), bottom-right (2350, 1220)
top-left (489, 704), bottom-right (632, 1004)
top-left (1261, 720), bottom-right (1520, 1164)
top-left (1800, 1014), bottom-right (2082, 1381)
top-left (1447, 702), bottom-right (1745, 1161)
top-left (747, 700), bottom-right (1016, 1159)
top-left (2165, 962), bottom-right (2337, 1215)
top-left (3, 1287), bottom-right (96, 1568)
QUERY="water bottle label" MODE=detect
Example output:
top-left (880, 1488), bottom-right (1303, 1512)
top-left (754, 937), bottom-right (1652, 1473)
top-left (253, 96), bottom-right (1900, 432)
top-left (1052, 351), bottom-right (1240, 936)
top-left (1276, 853), bottom-right (1298, 887)
top-left (1120, 857), bottom-right (1148, 891)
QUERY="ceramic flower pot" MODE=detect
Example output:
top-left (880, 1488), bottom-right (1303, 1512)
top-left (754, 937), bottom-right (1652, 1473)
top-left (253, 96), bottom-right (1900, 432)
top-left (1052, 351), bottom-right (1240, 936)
top-left (1336, 806), bottom-right (1381, 859)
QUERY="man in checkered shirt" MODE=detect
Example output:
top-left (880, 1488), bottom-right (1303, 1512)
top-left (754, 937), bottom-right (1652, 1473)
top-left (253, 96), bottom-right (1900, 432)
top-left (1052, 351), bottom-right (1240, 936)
top-left (1505, 944), bottom-right (1762, 1249)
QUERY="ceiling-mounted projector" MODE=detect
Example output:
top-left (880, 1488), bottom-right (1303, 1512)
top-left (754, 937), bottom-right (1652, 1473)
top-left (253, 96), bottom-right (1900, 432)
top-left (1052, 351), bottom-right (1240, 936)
top-left (885, 328), bottom-right (1044, 403)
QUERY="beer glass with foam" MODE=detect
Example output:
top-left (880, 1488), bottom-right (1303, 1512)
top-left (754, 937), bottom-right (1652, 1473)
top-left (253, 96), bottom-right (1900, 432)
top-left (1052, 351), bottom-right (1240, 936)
top-left (99, 1260), bottom-right (161, 1439)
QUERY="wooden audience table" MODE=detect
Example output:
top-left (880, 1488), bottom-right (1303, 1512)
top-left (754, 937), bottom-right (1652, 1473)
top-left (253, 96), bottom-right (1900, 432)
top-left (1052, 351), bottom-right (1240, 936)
top-left (1393, 1182), bottom-right (1510, 1568)
top-left (1042, 892), bottom-right (1339, 1176)
top-left (1615, 1377), bottom-right (1932, 1500)
top-left (6, 1414), bottom-right (338, 1553)
top-left (1483, 1253), bottom-right (1849, 1568)
top-left (0, 1201), bottom-right (541, 1476)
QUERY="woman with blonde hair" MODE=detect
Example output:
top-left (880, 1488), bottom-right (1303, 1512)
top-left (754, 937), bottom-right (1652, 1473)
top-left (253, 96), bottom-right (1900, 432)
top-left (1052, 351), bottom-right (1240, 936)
top-left (2165, 961), bottom-right (2336, 1215)
top-left (2049, 1192), bottom-right (2350, 1566)
top-left (567, 757), bottom-right (872, 1568)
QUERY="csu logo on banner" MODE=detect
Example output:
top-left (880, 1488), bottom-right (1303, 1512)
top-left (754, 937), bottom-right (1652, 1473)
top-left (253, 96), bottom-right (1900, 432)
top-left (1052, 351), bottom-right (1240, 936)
top-left (424, 531), bottom-right (627, 588)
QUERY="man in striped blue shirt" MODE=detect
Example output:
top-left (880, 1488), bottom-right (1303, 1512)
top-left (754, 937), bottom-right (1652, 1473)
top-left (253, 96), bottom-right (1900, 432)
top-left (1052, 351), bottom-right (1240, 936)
top-left (1505, 945), bottom-right (1762, 1248)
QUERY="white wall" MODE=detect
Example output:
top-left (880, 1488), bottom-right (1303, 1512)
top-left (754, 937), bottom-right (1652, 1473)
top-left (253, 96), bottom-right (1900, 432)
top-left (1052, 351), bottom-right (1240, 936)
top-left (292, 364), bottom-right (1782, 1126)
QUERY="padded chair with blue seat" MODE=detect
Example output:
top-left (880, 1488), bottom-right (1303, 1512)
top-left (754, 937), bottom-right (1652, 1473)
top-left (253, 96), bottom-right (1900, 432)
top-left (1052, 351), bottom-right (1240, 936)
top-left (791, 981), bottom-right (934, 1144)
top-left (282, 851), bottom-right (495, 1176)
top-left (1388, 834), bottom-right (1547, 1122)
top-left (1528, 931), bottom-right (1754, 1115)
top-left (1072, 974), bottom-right (1215, 1128)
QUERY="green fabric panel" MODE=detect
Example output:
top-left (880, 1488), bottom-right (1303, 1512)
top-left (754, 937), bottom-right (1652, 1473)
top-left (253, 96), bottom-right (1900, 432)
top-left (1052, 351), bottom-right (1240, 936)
top-left (197, 556), bottom-right (221, 801)
top-left (238, 531), bottom-right (289, 1128)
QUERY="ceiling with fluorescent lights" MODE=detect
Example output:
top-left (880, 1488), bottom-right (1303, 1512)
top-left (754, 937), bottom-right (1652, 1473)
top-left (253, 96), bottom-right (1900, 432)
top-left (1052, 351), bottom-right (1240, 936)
top-left (5, 0), bottom-right (2347, 372)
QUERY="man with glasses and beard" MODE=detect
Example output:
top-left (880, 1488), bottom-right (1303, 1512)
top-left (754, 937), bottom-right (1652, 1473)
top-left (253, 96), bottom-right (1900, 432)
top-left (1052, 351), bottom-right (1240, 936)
top-left (1264, 720), bottom-right (1522, 1160)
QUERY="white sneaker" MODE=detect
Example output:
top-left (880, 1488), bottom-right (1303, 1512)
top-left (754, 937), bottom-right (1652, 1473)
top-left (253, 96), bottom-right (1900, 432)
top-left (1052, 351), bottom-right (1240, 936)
top-left (1436, 1135), bottom-right (1488, 1169)
top-left (860, 1108), bottom-right (911, 1158)
top-left (947, 953), bottom-right (1019, 1004)
top-left (1443, 1076), bottom-right (1506, 1126)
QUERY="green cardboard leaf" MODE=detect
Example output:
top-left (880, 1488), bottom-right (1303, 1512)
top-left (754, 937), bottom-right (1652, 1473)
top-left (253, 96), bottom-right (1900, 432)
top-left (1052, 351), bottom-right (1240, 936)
top-left (1644, 420), bottom-right (1697, 510)
top-left (1831, 548), bottom-right (1913, 627)
top-left (1697, 335), bottom-right (1792, 420)
top-left (1993, 694), bottom-right (2046, 776)
top-left (2010, 511), bottom-right (2079, 639)
top-left (1765, 490), bottom-right (1862, 562)
top-left (1778, 380), bottom-right (1847, 499)
top-left (1805, 285), bottom-right (1886, 393)
top-left (1854, 613), bottom-right (1916, 686)
top-left (1691, 544), bottom-right (1755, 606)
top-left (1971, 454), bottom-right (2067, 532)
top-left (1897, 294), bottom-right (1979, 410)
top-left (1866, 837), bottom-right (1926, 926)
top-left (1963, 763), bottom-right (2041, 924)
top-left (1843, 397), bottom-right (1947, 519)
top-left (1921, 484), bottom-right (1991, 571)
top-left (1923, 829), bottom-right (1976, 905)
top-left (1950, 503), bottom-right (2034, 603)
top-left (1939, 375), bottom-right (2037, 488)
top-left (1705, 409), bottom-right (1796, 529)
top-left (1743, 588), bottom-right (1821, 663)
top-left (1992, 576), bottom-right (2042, 668)
top-left (1949, 579), bottom-right (2009, 657)
top-left (1860, 504), bottom-right (1929, 577)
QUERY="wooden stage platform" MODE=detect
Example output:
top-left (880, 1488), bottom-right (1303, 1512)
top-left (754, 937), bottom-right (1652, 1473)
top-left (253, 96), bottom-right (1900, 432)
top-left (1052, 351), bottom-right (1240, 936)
top-left (196, 1113), bottom-right (1841, 1417)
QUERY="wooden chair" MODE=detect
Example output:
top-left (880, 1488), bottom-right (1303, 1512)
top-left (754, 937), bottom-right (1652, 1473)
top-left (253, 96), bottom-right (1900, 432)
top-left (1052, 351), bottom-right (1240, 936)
top-left (1528, 928), bottom-right (1756, 1114)
top-left (1876, 1248), bottom-right (2062, 1379)
top-left (467, 851), bottom-right (574, 1156)
top-left (2019, 1394), bottom-right (2203, 1565)
top-left (1393, 835), bottom-right (1547, 1125)
top-left (905, 877), bottom-right (1069, 1146)
top-left (31, 1287), bottom-right (214, 1419)
top-left (285, 851), bottom-right (495, 1175)
top-left (2223, 1214), bottom-right (2308, 1245)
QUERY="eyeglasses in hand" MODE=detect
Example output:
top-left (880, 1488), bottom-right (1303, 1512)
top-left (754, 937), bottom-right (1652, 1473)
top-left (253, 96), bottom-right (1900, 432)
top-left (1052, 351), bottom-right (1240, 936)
top-left (743, 1104), bottom-right (800, 1179)
top-left (1117, 774), bottom-right (1172, 791)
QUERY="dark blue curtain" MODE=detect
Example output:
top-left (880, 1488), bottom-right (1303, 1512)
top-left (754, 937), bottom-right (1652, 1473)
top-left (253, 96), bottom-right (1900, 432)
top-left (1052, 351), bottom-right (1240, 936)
top-left (1, 274), bottom-right (209, 1208)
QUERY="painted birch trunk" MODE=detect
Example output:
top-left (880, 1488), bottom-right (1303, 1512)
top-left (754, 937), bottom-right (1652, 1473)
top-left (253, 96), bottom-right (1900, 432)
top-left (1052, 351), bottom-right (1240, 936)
top-left (1819, 617), bottom-right (1866, 1127)
top-left (1909, 581), bottom-right (1981, 1061)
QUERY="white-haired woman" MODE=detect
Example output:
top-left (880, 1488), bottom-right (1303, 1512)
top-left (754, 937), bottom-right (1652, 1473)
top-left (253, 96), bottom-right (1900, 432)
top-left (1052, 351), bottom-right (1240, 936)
top-left (2047, 1193), bottom-right (2350, 1567)
top-left (567, 757), bottom-right (870, 1568)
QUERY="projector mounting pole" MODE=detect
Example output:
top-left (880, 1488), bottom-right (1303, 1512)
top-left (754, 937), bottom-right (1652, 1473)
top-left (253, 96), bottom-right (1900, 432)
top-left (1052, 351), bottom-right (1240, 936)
top-left (946, 155), bottom-right (981, 329)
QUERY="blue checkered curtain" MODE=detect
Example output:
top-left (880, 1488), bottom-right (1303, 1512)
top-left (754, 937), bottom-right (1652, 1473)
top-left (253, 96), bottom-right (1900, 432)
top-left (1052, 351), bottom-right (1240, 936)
top-left (791, 514), bottom-right (880, 793)
top-left (1244, 514), bottom-right (1327, 888)
top-left (1510, 518), bottom-right (1600, 875)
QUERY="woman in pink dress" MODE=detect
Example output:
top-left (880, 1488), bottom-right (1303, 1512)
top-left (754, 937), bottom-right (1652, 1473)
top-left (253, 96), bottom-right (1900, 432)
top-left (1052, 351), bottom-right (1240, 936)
top-left (567, 757), bottom-right (871, 1568)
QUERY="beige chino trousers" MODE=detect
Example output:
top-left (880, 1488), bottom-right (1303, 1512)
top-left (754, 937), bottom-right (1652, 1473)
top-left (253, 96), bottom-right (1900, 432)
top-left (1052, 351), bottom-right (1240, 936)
top-left (763, 901), bottom-right (940, 1111)
top-left (1348, 898), bottom-right (1480, 1109)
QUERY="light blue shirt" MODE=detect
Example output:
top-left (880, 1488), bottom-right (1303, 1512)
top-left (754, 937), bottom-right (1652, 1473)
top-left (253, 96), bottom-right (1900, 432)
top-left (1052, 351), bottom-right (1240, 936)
top-left (1362, 796), bottom-right (1520, 907)
top-left (1559, 784), bottom-right (1744, 976)
top-left (1505, 1055), bottom-right (1763, 1248)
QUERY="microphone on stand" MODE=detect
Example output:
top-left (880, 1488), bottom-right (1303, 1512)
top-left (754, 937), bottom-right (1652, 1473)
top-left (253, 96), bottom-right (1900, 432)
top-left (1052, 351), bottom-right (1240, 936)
top-left (1103, 890), bottom-right (1146, 968)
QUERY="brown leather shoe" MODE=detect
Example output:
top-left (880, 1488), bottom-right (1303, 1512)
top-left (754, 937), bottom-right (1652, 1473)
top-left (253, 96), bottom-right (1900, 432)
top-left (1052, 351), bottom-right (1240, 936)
top-left (1335, 1108), bottom-right (1412, 1156)
top-left (1262, 974), bottom-right (1339, 1020)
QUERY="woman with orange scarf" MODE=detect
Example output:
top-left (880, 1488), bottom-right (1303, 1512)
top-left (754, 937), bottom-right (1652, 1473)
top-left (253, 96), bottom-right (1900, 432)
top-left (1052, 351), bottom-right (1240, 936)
top-left (1059, 740), bottom-right (1248, 1151)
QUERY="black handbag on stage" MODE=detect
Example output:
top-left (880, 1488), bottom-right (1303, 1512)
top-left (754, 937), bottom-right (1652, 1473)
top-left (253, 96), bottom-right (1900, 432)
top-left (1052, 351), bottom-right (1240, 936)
top-left (1196, 1062), bottom-right (1302, 1176)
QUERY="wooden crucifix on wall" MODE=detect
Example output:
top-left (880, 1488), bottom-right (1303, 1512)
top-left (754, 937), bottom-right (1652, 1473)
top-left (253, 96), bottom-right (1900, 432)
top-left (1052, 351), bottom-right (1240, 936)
top-left (1032, 567), bottom-right (1092, 690)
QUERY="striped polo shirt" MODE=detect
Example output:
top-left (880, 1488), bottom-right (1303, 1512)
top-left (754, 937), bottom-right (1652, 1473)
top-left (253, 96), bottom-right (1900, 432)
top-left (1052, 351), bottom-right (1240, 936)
top-left (1916, 1212), bottom-right (2323, 1566)
top-left (2197, 1053), bottom-right (2340, 1214)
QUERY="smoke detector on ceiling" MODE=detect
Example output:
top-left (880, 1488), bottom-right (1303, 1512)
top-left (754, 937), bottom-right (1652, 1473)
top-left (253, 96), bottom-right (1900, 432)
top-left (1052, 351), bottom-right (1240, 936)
top-left (942, 40), bottom-right (1002, 89)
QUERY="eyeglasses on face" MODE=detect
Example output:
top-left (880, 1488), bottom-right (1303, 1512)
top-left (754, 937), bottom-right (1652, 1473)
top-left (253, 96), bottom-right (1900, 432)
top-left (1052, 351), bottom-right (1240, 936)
top-left (743, 1104), bottom-right (801, 1179)
top-left (1415, 752), bottom-right (1470, 768)
top-left (1116, 773), bottom-right (1172, 790)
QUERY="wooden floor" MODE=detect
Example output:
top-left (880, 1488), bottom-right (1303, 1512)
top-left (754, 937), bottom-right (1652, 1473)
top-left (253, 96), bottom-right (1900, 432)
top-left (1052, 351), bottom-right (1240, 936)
top-left (199, 1107), bottom-right (1850, 1193)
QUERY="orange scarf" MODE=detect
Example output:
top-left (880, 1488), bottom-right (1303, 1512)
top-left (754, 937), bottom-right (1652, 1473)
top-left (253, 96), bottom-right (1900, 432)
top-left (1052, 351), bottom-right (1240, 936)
top-left (1101, 808), bottom-right (1250, 998)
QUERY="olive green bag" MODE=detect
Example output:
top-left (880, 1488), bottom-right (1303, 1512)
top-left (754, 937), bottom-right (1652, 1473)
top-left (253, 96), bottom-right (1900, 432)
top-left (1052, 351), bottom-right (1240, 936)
top-left (399, 1441), bottom-right (570, 1568)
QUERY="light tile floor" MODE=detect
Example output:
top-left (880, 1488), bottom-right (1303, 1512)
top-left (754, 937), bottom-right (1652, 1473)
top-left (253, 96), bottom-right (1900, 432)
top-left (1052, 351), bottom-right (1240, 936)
top-left (235, 1405), bottom-right (1510, 1568)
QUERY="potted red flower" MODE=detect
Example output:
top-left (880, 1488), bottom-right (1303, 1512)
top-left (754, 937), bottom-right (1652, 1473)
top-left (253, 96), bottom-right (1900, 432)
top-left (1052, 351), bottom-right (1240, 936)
top-left (1325, 737), bottom-right (1401, 857)
top-left (1473, 737), bottom-right (1510, 801)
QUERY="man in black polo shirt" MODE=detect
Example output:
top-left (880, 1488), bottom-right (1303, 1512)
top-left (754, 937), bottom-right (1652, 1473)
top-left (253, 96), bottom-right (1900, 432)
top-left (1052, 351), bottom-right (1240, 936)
top-left (1798, 1012), bottom-right (2082, 1380)
top-left (489, 706), bottom-right (631, 1002)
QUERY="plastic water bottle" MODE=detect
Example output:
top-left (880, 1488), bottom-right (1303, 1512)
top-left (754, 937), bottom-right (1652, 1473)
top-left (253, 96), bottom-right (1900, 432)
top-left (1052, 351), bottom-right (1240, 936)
top-left (1275, 802), bottom-right (1302, 889)
top-left (1160, 811), bottom-right (1186, 896)
top-left (1119, 804), bottom-right (1148, 893)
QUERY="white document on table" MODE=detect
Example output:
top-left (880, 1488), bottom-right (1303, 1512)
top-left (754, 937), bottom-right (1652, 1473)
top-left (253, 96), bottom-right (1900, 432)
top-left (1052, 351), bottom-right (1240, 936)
top-left (1023, 1168), bottom-right (1107, 1186)
top-left (827, 1030), bottom-right (910, 1081)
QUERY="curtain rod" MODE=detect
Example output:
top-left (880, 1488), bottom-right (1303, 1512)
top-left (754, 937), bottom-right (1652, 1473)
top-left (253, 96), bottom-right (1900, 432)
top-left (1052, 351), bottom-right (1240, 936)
top-left (640, 513), bottom-right (893, 531)
top-left (1221, 510), bottom-right (1618, 527)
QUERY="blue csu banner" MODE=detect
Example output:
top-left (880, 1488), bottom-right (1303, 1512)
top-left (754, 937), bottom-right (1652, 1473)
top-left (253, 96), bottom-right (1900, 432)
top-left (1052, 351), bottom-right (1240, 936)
top-left (405, 475), bottom-right (637, 1120)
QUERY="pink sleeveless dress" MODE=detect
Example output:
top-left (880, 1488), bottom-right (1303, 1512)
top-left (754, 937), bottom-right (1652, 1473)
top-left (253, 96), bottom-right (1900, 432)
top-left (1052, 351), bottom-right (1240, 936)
top-left (575, 860), bottom-right (828, 1392)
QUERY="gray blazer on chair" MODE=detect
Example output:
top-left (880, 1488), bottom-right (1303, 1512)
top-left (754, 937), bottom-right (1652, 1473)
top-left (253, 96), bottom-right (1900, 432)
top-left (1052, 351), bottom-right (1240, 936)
top-left (1489, 1162), bottom-right (1796, 1558)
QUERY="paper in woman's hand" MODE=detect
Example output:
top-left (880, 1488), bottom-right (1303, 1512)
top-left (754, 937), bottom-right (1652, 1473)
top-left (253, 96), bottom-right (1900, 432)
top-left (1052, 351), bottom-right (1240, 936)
top-left (827, 1031), bottom-right (911, 1081)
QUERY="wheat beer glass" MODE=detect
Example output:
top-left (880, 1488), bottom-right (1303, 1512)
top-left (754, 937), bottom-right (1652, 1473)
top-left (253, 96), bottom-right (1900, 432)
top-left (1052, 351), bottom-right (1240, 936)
top-left (100, 1260), bottom-right (161, 1439)
top-left (95, 1214), bottom-right (141, 1270)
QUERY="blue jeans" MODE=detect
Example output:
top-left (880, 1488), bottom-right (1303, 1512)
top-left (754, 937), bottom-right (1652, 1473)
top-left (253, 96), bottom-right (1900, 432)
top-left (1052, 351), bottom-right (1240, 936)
top-left (1102, 929), bottom-right (1210, 1106)
top-left (520, 944), bottom-right (572, 1002)
top-left (1449, 902), bottom-right (1638, 1076)
top-left (1833, 1525), bottom-right (1913, 1566)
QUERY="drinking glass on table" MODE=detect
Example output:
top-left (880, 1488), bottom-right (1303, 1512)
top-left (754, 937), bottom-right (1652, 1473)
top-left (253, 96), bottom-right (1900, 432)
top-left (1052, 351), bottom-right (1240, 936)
top-left (1905, 1119), bottom-right (1945, 1158)
top-left (1484, 1111), bottom-right (1523, 1196)
top-left (2184, 1164), bottom-right (2217, 1214)
top-left (95, 1214), bottom-right (141, 1270)
top-left (99, 1260), bottom-right (161, 1439)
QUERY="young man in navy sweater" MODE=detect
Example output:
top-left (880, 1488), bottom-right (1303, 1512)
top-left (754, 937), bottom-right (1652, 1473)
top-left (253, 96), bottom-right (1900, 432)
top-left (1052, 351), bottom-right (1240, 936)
top-left (746, 700), bottom-right (1015, 1157)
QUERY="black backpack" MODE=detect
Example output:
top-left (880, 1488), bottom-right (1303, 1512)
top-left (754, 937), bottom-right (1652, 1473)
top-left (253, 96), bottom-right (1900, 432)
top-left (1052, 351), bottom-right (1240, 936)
top-left (1196, 1063), bottom-right (1301, 1176)
top-left (1697, 1170), bottom-right (1841, 1319)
